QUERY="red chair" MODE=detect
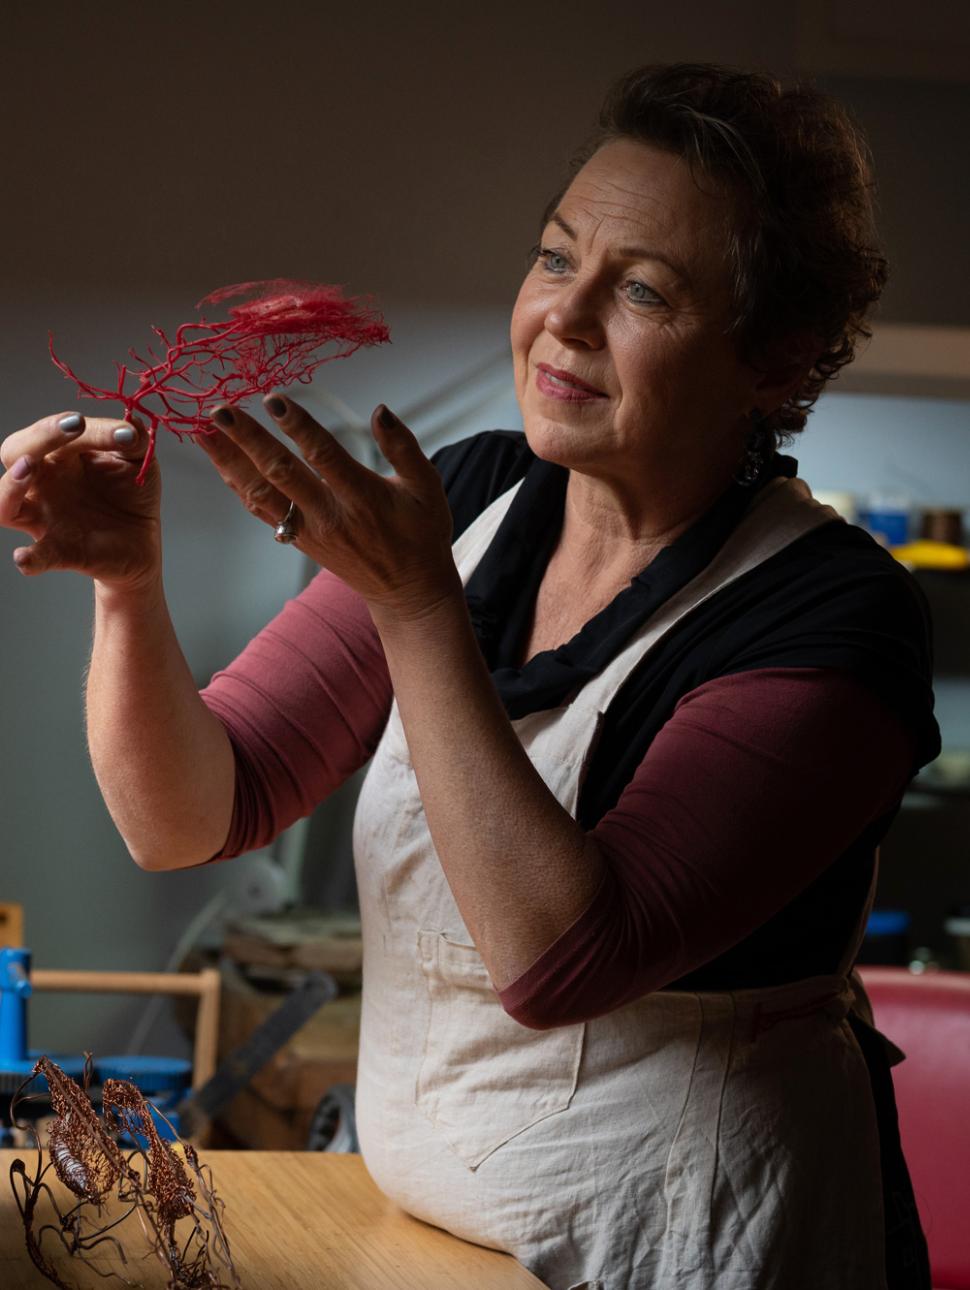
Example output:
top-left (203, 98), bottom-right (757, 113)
top-left (859, 967), bottom-right (970, 1290)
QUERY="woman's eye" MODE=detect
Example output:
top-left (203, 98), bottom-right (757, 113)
top-left (625, 279), bottom-right (661, 305)
top-left (536, 248), bottom-right (570, 274)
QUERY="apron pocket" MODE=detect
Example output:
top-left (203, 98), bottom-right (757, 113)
top-left (415, 930), bottom-right (584, 1170)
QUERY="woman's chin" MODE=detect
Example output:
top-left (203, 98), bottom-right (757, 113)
top-left (522, 417), bottom-right (598, 471)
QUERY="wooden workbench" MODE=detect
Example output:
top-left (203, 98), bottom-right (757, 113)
top-left (0, 1149), bottom-right (549, 1288)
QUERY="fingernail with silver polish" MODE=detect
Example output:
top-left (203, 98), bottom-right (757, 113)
top-left (113, 426), bottom-right (136, 445)
top-left (213, 407), bottom-right (235, 428)
top-left (10, 455), bottom-right (33, 481)
top-left (59, 413), bottom-right (83, 435)
top-left (265, 395), bottom-right (287, 418)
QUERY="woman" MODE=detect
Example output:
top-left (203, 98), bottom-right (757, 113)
top-left (1, 64), bottom-right (938, 1289)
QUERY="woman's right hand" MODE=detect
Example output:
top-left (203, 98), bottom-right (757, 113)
top-left (0, 411), bottom-right (162, 591)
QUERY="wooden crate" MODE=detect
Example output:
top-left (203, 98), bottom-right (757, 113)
top-left (212, 961), bottom-right (361, 1150)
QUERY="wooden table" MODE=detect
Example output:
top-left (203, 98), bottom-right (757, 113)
top-left (0, 1150), bottom-right (549, 1288)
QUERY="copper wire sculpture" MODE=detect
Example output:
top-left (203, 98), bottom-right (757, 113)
top-left (8, 1056), bottom-right (240, 1289)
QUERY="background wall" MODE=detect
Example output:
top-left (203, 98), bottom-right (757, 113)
top-left (2, 0), bottom-right (968, 1059)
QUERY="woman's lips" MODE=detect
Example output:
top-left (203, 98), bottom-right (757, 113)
top-left (535, 363), bottom-right (607, 402)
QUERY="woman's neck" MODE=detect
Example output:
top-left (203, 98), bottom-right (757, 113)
top-left (558, 462), bottom-right (737, 578)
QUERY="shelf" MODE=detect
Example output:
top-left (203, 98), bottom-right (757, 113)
top-left (837, 324), bottom-right (970, 400)
top-left (911, 567), bottom-right (970, 581)
top-left (906, 780), bottom-right (970, 802)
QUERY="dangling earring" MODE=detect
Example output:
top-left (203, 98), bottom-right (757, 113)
top-left (734, 409), bottom-right (770, 487)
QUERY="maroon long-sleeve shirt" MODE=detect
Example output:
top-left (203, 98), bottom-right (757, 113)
top-left (201, 567), bottom-right (914, 1028)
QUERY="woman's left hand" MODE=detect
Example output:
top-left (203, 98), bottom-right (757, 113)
top-left (198, 394), bottom-right (459, 618)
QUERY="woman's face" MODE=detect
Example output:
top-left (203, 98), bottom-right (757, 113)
top-left (511, 138), bottom-right (761, 491)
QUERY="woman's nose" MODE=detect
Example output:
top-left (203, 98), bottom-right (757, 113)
top-left (543, 280), bottom-right (605, 348)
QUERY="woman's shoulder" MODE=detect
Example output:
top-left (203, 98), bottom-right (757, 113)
top-left (711, 516), bottom-right (941, 768)
top-left (777, 517), bottom-right (933, 626)
top-left (722, 513), bottom-right (935, 666)
top-left (430, 431), bottom-right (534, 540)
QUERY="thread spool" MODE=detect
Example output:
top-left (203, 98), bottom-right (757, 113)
top-left (919, 509), bottom-right (965, 546)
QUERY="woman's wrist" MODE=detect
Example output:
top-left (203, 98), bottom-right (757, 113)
top-left (365, 566), bottom-right (465, 634)
top-left (93, 565), bottom-right (166, 614)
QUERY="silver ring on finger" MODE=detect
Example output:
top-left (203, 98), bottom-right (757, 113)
top-left (274, 500), bottom-right (300, 544)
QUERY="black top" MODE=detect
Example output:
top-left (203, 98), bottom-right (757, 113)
top-left (433, 430), bottom-right (941, 991)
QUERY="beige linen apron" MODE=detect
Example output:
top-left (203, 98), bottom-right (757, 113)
top-left (352, 476), bottom-right (890, 1290)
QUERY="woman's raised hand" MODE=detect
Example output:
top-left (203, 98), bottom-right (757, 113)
top-left (0, 412), bottom-right (162, 591)
top-left (199, 394), bottom-right (459, 618)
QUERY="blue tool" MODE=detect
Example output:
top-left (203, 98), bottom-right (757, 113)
top-left (0, 946), bottom-right (190, 1145)
top-left (1, 948), bottom-right (36, 1079)
top-left (2, 947), bottom-right (337, 1148)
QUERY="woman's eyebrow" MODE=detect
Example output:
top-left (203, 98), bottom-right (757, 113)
top-left (547, 211), bottom-right (693, 287)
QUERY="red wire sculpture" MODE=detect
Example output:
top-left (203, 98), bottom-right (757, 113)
top-left (49, 280), bottom-right (391, 483)
top-left (9, 1055), bottom-right (240, 1289)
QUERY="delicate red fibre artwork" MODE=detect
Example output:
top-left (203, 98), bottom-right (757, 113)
top-left (49, 280), bottom-right (391, 483)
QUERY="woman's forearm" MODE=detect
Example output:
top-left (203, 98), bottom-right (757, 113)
top-left (186, 395), bottom-right (603, 962)
top-left (370, 588), bottom-right (606, 991)
top-left (86, 577), bottom-right (236, 870)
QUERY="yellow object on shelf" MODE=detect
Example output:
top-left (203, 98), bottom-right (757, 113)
top-left (890, 540), bottom-right (970, 570)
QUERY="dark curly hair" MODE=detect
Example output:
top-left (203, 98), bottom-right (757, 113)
top-left (549, 63), bottom-right (888, 462)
